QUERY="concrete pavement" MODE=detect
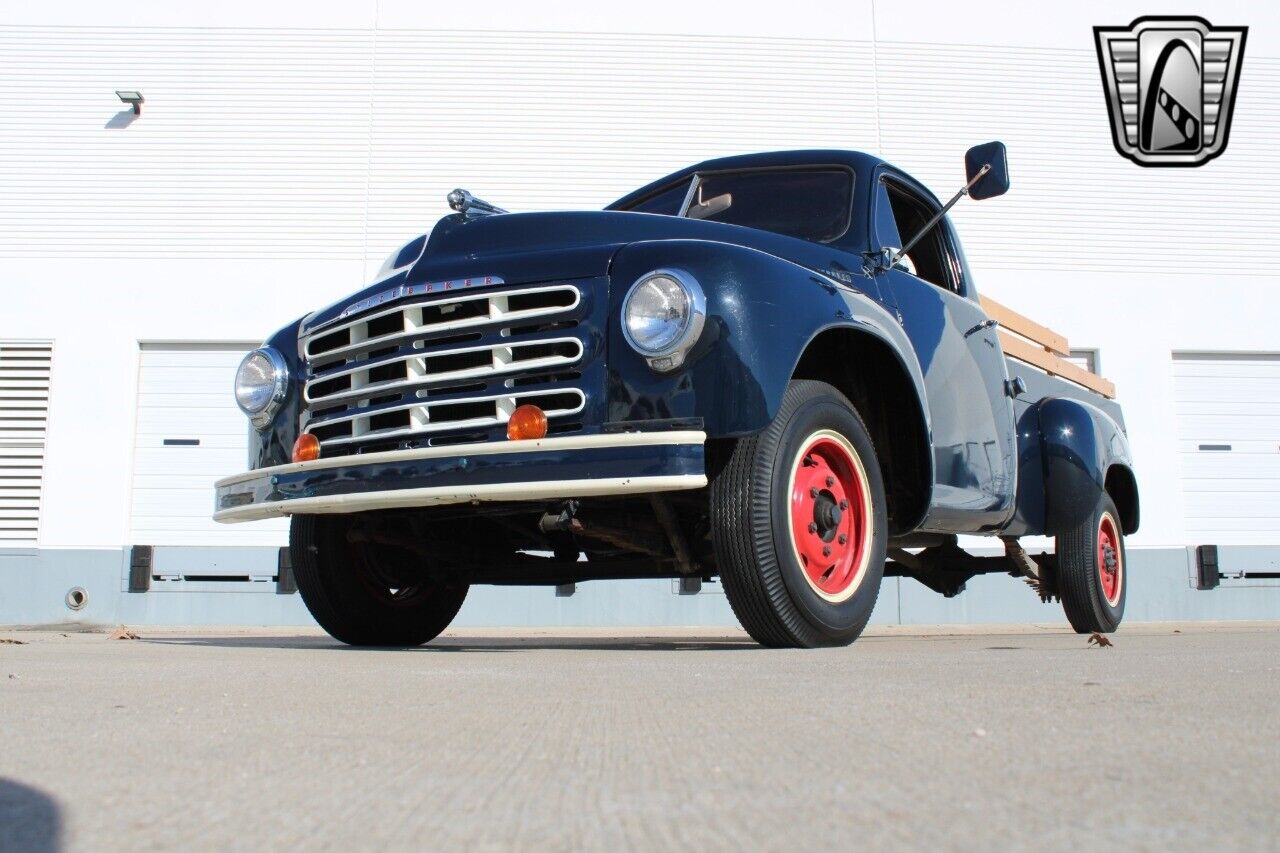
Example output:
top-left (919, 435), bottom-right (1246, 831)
top-left (2, 622), bottom-right (1278, 850)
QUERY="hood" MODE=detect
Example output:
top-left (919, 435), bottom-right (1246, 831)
top-left (302, 209), bottom-right (856, 333)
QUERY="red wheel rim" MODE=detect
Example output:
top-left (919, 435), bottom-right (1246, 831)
top-left (787, 431), bottom-right (872, 603)
top-left (1097, 513), bottom-right (1123, 607)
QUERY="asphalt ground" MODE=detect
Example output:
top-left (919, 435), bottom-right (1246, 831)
top-left (1, 622), bottom-right (1278, 851)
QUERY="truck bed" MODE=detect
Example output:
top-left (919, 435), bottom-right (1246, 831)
top-left (982, 295), bottom-right (1124, 427)
top-left (1008, 357), bottom-right (1125, 428)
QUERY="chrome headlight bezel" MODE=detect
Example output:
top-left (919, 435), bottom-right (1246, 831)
top-left (620, 268), bottom-right (707, 372)
top-left (234, 347), bottom-right (289, 431)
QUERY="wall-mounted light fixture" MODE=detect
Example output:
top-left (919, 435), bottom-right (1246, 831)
top-left (115, 90), bottom-right (145, 115)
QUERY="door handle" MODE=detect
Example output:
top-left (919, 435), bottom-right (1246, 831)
top-left (964, 318), bottom-right (998, 338)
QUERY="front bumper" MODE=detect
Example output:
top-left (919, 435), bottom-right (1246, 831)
top-left (213, 431), bottom-right (707, 523)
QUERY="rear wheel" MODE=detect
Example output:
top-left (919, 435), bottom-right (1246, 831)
top-left (710, 380), bottom-right (887, 648)
top-left (1056, 493), bottom-right (1126, 633)
top-left (290, 514), bottom-right (468, 647)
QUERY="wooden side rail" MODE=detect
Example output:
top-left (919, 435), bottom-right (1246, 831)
top-left (978, 296), bottom-right (1068, 355)
top-left (978, 295), bottom-right (1116, 399)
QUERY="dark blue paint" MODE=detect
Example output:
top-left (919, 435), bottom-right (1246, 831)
top-left (883, 267), bottom-right (1017, 530)
top-left (240, 148), bottom-right (1136, 540)
top-left (606, 238), bottom-right (925, 438)
top-left (1002, 363), bottom-right (1136, 536)
top-left (964, 141), bottom-right (1011, 201)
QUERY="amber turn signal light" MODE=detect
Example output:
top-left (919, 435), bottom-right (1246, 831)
top-left (292, 433), bottom-right (321, 463)
top-left (507, 404), bottom-right (548, 441)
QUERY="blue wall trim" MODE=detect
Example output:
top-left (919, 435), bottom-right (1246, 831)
top-left (1, 546), bottom-right (1277, 629)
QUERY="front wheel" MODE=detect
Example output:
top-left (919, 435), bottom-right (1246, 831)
top-left (290, 515), bottom-right (468, 647)
top-left (710, 380), bottom-right (887, 648)
top-left (1056, 493), bottom-right (1127, 633)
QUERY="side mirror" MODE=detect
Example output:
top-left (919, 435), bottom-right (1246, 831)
top-left (964, 141), bottom-right (1010, 200)
top-left (886, 142), bottom-right (1009, 272)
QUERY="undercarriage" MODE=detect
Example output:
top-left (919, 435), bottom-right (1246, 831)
top-left (330, 496), bottom-right (1059, 598)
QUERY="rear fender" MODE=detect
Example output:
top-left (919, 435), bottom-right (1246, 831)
top-left (1038, 397), bottom-right (1136, 535)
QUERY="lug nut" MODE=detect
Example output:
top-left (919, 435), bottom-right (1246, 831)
top-left (839, 500), bottom-right (848, 510)
top-left (810, 488), bottom-right (819, 498)
top-left (838, 534), bottom-right (847, 545)
top-left (823, 546), bottom-right (831, 557)
top-left (808, 522), bottom-right (817, 534)
top-left (826, 475), bottom-right (835, 487)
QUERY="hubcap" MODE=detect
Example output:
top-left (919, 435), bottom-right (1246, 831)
top-left (787, 431), bottom-right (872, 603)
top-left (1097, 513), bottom-right (1123, 607)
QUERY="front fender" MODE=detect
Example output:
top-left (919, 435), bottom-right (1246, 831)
top-left (1038, 397), bottom-right (1134, 535)
top-left (606, 239), bottom-right (928, 438)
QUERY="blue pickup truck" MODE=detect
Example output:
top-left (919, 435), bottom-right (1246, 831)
top-left (215, 143), bottom-right (1138, 648)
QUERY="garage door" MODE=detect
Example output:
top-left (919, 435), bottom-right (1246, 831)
top-left (1174, 353), bottom-right (1280, 545)
top-left (130, 344), bottom-right (287, 546)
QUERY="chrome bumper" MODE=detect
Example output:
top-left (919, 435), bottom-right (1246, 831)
top-left (213, 431), bottom-right (707, 523)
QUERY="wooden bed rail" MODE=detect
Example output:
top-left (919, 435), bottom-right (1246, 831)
top-left (978, 295), bottom-right (1116, 399)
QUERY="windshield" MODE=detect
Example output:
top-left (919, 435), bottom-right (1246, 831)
top-left (620, 167), bottom-right (854, 244)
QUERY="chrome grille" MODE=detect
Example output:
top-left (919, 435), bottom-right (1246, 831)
top-left (301, 282), bottom-right (587, 448)
top-left (305, 284), bottom-right (580, 363)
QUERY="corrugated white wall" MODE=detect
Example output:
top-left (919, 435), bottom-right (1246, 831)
top-left (1, 0), bottom-right (1278, 550)
top-left (363, 31), bottom-right (882, 254)
top-left (3, 20), bottom-right (1277, 275)
top-left (0, 26), bottom-right (374, 259)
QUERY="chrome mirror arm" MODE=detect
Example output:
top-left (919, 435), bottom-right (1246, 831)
top-left (889, 163), bottom-right (990, 268)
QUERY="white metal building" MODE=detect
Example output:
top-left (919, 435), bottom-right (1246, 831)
top-left (2, 0), bottom-right (1278, 627)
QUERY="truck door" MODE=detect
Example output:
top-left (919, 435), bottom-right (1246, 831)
top-left (874, 174), bottom-right (1017, 531)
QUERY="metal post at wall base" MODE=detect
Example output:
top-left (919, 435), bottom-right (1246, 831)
top-left (679, 576), bottom-right (702, 595)
top-left (128, 545), bottom-right (152, 592)
top-left (1195, 545), bottom-right (1220, 590)
top-left (1193, 544), bottom-right (1280, 586)
top-left (276, 547), bottom-right (297, 594)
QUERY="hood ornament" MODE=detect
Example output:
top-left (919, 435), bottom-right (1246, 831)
top-left (447, 188), bottom-right (508, 218)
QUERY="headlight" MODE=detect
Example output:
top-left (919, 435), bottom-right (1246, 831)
top-left (621, 269), bottom-right (706, 371)
top-left (234, 347), bottom-right (289, 430)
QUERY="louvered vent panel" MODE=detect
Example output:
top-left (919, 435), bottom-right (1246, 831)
top-left (0, 342), bottom-right (52, 547)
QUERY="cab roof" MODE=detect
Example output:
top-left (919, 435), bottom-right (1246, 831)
top-left (607, 149), bottom-right (941, 212)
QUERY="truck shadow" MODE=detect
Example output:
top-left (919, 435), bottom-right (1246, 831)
top-left (142, 634), bottom-right (759, 652)
top-left (429, 636), bottom-right (759, 652)
top-left (0, 778), bottom-right (63, 853)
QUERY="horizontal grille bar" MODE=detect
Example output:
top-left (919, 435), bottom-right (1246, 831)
top-left (306, 387), bottom-right (587, 447)
top-left (305, 284), bottom-right (580, 366)
top-left (304, 336), bottom-right (583, 408)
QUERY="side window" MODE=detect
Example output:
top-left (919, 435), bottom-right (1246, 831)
top-left (880, 179), bottom-right (963, 294)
